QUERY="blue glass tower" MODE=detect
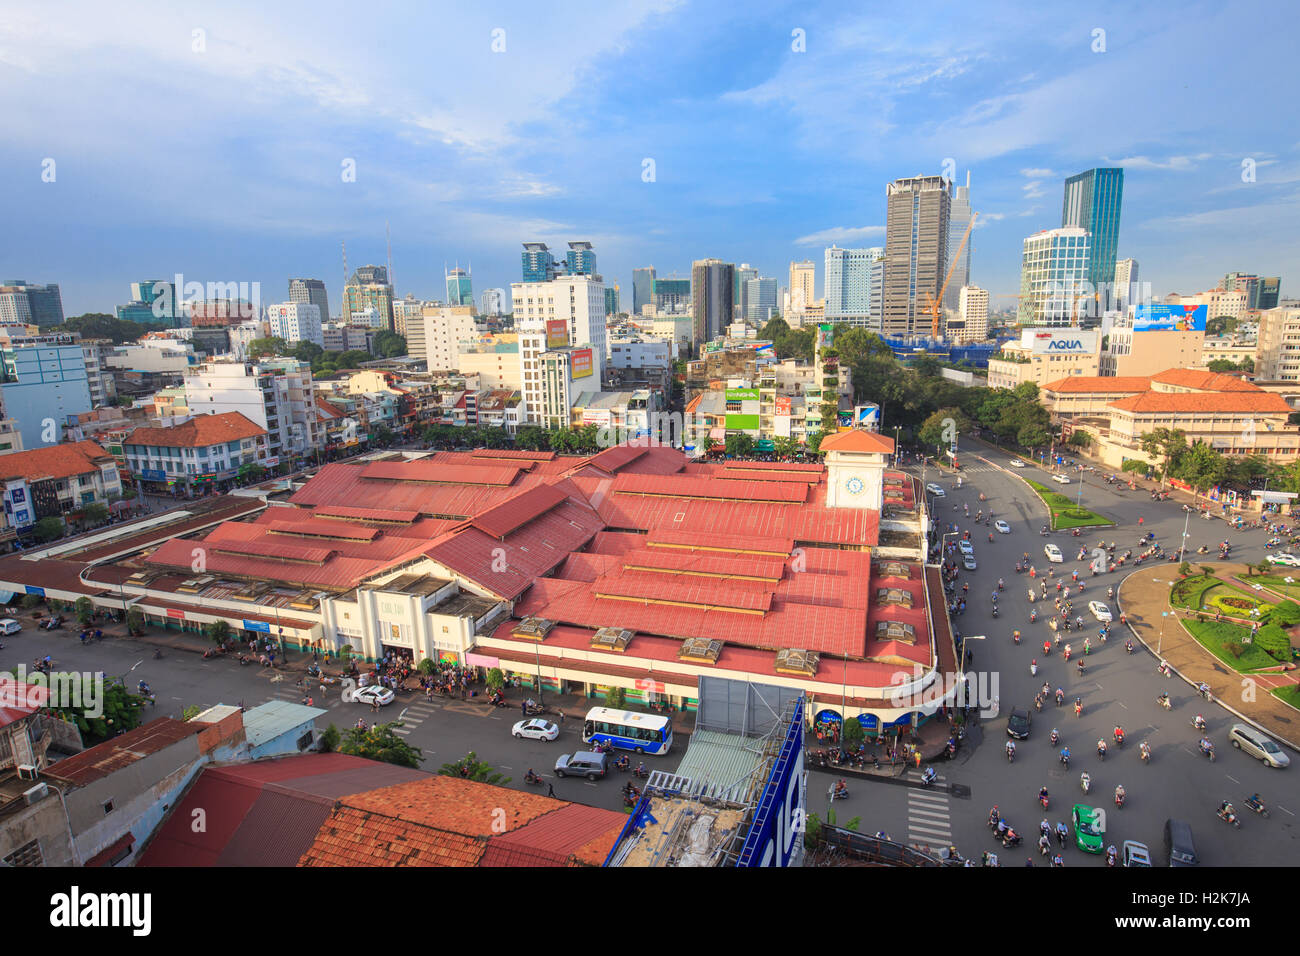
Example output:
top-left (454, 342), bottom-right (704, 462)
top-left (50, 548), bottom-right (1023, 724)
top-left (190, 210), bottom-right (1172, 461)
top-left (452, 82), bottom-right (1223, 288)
top-left (566, 241), bottom-right (596, 276)
top-left (521, 242), bottom-right (556, 282)
top-left (1061, 168), bottom-right (1123, 296)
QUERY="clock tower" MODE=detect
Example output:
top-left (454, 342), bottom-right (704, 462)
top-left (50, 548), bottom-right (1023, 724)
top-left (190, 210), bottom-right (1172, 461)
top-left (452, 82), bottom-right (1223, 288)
top-left (821, 430), bottom-right (895, 510)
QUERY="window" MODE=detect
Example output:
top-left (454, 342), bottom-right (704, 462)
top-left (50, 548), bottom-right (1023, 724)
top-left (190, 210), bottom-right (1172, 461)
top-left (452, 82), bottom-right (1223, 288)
top-left (102, 799), bottom-right (115, 815)
top-left (3, 839), bottom-right (42, 867)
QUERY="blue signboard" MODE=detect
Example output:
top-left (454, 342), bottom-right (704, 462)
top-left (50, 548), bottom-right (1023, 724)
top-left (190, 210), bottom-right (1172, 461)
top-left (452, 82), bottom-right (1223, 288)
top-left (24, 585), bottom-right (45, 597)
top-left (736, 696), bottom-right (805, 867)
top-left (242, 619), bottom-right (271, 633)
top-left (140, 469), bottom-right (167, 482)
top-left (1133, 303), bottom-right (1207, 332)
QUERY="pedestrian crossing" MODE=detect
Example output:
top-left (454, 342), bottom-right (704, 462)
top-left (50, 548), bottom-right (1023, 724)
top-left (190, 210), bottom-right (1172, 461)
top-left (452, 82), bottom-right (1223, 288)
top-left (905, 771), bottom-right (953, 847)
top-left (268, 684), bottom-right (441, 735)
top-left (391, 699), bottom-right (438, 736)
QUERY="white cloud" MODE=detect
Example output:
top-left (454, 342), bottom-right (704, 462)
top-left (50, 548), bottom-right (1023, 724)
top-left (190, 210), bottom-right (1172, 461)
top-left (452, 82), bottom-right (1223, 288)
top-left (1104, 154), bottom-right (1213, 171)
top-left (974, 213), bottom-right (1004, 229)
top-left (1023, 181), bottom-right (1047, 199)
top-left (794, 225), bottom-right (885, 246)
top-left (1020, 167), bottom-right (1056, 178)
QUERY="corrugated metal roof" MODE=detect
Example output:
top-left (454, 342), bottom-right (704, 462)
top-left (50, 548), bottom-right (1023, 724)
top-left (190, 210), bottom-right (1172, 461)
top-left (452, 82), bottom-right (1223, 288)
top-left (45, 718), bottom-right (204, 787)
top-left (360, 460), bottom-right (521, 485)
top-left (615, 473), bottom-right (809, 504)
top-left (471, 483), bottom-right (569, 538)
top-left (671, 730), bottom-right (766, 802)
top-left (621, 547), bottom-right (786, 580)
top-left (471, 448), bottom-right (556, 461)
top-left (241, 700), bottom-right (327, 748)
top-left (218, 788), bottom-right (334, 867)
top-left (647, 527), bottom-right (793, 555)
top-left (593, 570), bottom-right (774, 612)
top-left (314, 504), bottom-right (420, 523)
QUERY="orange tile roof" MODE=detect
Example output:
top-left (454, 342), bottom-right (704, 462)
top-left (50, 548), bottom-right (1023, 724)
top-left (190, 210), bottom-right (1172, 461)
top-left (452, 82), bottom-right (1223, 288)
top-left (0, 440), bottom-right (115, 482)
top-left (1042, 376), bottom-right (1152, 394)
top-left (819, 430), bottom-right (895, 454)
top-left (315, 396), bottom-right (345, 419)
top-left (124, 412), bottom-right (265, 448)
top-left (1149, 369), bottom-right (1262, 392)
top-left (1107, 391), bottom-right (1294, 414)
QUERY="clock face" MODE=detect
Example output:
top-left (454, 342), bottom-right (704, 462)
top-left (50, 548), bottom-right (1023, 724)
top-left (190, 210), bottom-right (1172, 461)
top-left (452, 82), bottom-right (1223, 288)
top-left (845, 476), bottom-right (865, 496)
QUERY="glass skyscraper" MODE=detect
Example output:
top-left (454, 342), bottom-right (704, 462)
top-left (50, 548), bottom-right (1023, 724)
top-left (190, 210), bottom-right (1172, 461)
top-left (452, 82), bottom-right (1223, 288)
top-left (824, 246), bottom-right (884, 324)
top-left (632, 267), bottom-right (656, 316)
top-left (1061, 168), bottom-right (1123, 296)
top-left (446, 267), bottom-right (473, 307)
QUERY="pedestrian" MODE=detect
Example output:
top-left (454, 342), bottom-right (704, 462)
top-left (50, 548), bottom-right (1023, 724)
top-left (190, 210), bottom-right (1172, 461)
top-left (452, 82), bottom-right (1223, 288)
top-left (547, 783), bottom-right (555, 798)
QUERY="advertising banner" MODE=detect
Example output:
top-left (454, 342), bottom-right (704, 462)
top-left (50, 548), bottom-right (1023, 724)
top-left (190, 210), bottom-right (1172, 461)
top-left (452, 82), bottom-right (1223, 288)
top-left (141, 469), bottom-right (166, 482)
top-left (725, 388), bottom-right (760, 402)
top-left (571, 348), bottom-right (594, 379)
top-left (1030, 329), bottom-right (1100, 354)
top-left (546, 319), bottom-right (569, 349)
top-left (725, 414), bottom-right (761, 430)
top-left (817, 323), bottom-right (834, 350)
top-left (775, 396), bottom-right (792, 415)
top-left (1133, 303), bottom-right (1207, 332)
top-left (582, 408), bottom-right (611, 427)
top-left (243, 620), bottom-right (272, 633)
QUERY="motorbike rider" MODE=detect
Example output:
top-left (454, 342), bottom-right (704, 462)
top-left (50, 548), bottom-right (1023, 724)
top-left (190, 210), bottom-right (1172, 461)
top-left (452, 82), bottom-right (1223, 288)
top-left (1059, 746), bottom-right (1071, 766)
top-left (1030, 658), bottom-right (1038, 676)
top-left (1055, 687), bottom-right (1065, 706)
top-left (833, 779), bottom-right (848, 798)
top-left (1157, 691), bottom-right (1171, 709)
top-left (1080, 771), bottom-right (1091, 791)
top-left (1199, 736), bottom-right (1214, 754)
top-left (1194, 713), bottom-right (1207, 731)
top-left (1218, 800), bottom-right (1234, 819)
top-left (1074, 697), bottom-right (1082, 717)
top-left (1115, 784), bottom-right (1126, 805)
top-left (525, 768), bottom-right (539, 783)
top-left (1097, 739), bottom-right (1108, 758)
top-left (1006, 740), bottom-right (1017, 759)
top-left (1050, 728), bottom-right (1060, 745)
top-left (1114, 726), bottom-right (1124, 745)
top-left (1055, 821), bottom-right (1068, 844)
top-left (1140, 741), bottom-right (1152, 762)
top-left (1039, 786), bottom-right (1049, 806)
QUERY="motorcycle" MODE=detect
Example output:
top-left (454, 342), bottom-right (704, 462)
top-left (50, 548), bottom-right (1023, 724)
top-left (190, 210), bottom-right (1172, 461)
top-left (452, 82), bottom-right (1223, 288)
top-left (1114, 788), bottom-right (1125, 809)
top-left (920, 767), bottom-right (938, 787)
top-left (524, 771), bottom-right (544, 786)
top-left (632, 765), bottom-right (650, 779)
top-left (1140, 745), bottom-right (1151, 764)
top-left (1156, 694), bottom-right (1172, 710)
top-left (830, 786), bottom-right (850, 801)
top-left (1001, 831), bottom-right (1022, 849)
top-left (1199, 741), bottom-right (1216, 762)
top-left (1217, 805), bottom-right (1241, 829)
top-left (1050, 729), bottom-right (1060, 746)
top-left (1080, 772), bottom-right (1091, 793)
top-left (1245, 796), bottom-right (1269, 818)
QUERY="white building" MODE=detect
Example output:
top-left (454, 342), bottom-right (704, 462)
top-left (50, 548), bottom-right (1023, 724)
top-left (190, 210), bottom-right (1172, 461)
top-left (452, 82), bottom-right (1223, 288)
top-left (608, 337), bottom-right (670, 370)
top-left (419, 305), bottom-right (478, 372)
top-left (1018, 227), bottom-right (1090, 327)
top-left (348, 306), bottom-right (385, 329)
top-left (267, 302), bottom-right (324, 348)
top-left (0, 292), bottom-right (32, 325)
top-left (1113, 258), bottom-right (1138, 311)
top-left (479, 288), bottom-right (507, 316)
top-left (457, 343), bottom-right (523, 390)
top-left (745, 277), bottom-right (778, 324)
top-left (788, 260), bottom-right (816, 317)
top-left (950, 286), bottom-right (989, 344)
top-left (391, 295), bottom-right (426, 339)
top-left (824, 246), bottom-right (883, 326)
top-left (105, 343), bottom-right (194, 375)
top-left (1255, 307), bottom-right (1300, 381)
top-left (513, 275), bottom-right (607, 424)
top-left (184, 359), bottom-right (320, 463)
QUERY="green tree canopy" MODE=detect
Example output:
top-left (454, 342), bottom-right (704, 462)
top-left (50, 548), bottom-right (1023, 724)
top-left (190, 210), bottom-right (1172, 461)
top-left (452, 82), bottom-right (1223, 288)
top-left (438, 749), bottom-right (509, 784)
top-left (338, 721), bottom-right (424, 767)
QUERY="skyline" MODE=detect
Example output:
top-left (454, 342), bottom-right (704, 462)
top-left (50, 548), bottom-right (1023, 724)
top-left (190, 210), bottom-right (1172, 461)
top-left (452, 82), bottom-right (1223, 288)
top-left (2, 1), bottom-right (1297, 318)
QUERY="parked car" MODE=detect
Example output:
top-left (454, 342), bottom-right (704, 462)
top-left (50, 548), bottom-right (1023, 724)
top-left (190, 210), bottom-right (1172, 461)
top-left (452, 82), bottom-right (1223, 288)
top-left (1266, 552), bottom-right (1300, 567)
top-left (1122, 840), bottom-right (1153, 867)
top-left (352, 685), bottom-right (395, 707)
top-left (1052, 474), bottom-right (1071, 484)
top-left (1009, 459), bottom-right (1026, 468)
top-left (1044, 543), bottom-right (1063, 563)
top-left (513, 718), bottom-right (560, 741)
top-left (0, 619), bottom-right (21, 636)
top-left (1088, 601), bottom-right (1113, 623)
top-left (926, 483), bottom-right (946, 497)
top-left (1228, 722), bottom-right (1290, 768)
top-left (994, 520), bottom-right (1011, 534)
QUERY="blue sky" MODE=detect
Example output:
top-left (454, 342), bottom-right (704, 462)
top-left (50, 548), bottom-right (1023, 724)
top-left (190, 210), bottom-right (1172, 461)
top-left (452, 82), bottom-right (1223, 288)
top-left (2, 0), bottom-right (1297, 318)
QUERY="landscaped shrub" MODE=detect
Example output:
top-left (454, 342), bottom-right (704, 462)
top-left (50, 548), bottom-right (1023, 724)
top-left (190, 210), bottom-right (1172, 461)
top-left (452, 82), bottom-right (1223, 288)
top-left (1225, 641), bottom-right (1245, 658)
top-left (1269, 600), bottom-right (1300, 628)
top-left (1254, 623), bottom-right (1294, 662)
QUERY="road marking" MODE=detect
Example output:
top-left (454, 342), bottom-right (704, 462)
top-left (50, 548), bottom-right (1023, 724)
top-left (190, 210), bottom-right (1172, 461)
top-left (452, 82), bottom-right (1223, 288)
top-left (1226, 774), bottom-right (1240, 785)
top-left (1278, 804), bottom-right (1294, 817)
top-left (909, 807), bottom-right (950, 824)
top-left (907, 822), bottom-right (952, 840)
top-left (1116, 701), bottom-right (1128, 709)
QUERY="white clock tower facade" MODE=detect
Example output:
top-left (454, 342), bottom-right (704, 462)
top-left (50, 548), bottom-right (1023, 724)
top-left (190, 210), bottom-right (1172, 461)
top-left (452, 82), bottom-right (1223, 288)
top-left (821, 430), bottom-right (894, 510)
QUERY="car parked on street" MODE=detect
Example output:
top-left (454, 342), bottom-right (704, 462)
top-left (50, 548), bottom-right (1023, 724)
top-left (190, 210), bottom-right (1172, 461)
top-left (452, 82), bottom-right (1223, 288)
top-left (1052, 474), bottom-right (1071, 484)
top-left (513, 718), bottom-right (560, 741)
top-left (1228, 723), bottom-right (1290, 768)
top-left (352, 685), bottom-right (395, 707)
top-left (0, 619), bottom-right (21, 635)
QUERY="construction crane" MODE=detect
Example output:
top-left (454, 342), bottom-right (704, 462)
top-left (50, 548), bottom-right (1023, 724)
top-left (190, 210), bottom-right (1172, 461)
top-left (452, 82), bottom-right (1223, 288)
top-left (925, 211), bottom-right (978, 339)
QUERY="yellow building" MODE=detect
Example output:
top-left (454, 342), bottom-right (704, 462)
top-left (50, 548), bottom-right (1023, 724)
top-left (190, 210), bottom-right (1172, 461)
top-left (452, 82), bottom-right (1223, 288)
top-left (987, 328), bottom-right (1100, 390)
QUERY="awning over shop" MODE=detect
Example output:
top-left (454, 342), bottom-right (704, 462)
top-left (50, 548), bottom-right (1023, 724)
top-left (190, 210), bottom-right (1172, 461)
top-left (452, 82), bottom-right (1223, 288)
top-left (0, 591), bottom-right (15, 606)
top-left (709, 427), bottom-right (726, 441)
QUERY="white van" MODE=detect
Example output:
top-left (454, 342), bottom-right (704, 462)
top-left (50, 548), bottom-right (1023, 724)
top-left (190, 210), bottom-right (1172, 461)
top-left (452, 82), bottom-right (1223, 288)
top-left (0, 619), bottom-right (22, 635)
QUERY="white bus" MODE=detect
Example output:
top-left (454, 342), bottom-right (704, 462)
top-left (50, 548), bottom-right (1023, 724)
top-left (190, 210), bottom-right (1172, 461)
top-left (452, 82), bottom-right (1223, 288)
top-left (582, 707), bottom-right (673, 756)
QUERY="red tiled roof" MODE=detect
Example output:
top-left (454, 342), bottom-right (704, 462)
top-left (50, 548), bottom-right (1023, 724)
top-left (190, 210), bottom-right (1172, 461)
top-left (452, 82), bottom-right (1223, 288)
top-left (314, 504), bottom-right (420, 523)
top-left (1149, 369), bottom-right (1262, 392)
top-left (593, 569), bottom-right (775, 612)
top-left (819, 430), bottom-right (895, 454)
top-left (1107, 392), bottom-right (1293, 414)
top-left (0, 677), bottom-right (48, 728)
top-left (315, 396), bottom-right (346, 418)
top-left (470, 448), bottom-right (556, 462)
top-left (124, 412), bottom-right (265, 449)
top-left (620, 547), bottom-right (787, 580)
top-left (262, 516), bottom-right (381, 541)
top-left (470, 484), bottom-right (570, 538)
top-left (614, 473), bottom-right (809, 503)
top-left (1042, 376), bottom-right (1152, 394)
top-left (647, 527), bottom-right (793, 555)
top-left (0, 440), bottom-right (114, 483)
top-left (45, 718), bottom-right (205, 787)
top-left (359, 460), bottom-right (522, 485)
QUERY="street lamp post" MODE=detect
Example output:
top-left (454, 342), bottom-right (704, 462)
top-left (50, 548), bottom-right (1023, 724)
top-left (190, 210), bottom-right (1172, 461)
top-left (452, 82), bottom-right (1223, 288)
top-left (534, 639), bottom-right (544, 706)
top-left (1178, 507), bottom-right (1191, 565)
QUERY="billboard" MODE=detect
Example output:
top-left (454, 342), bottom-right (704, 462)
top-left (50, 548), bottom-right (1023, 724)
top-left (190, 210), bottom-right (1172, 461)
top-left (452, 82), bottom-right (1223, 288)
top-left (582, 408), bottom-right (611, 427)
top-left (1030, 329), bottom-right (1100, 354)
top-left (736, 696), bottom-right (805, 867)
top-left (725, 414), bottom-right (760, 431)
top-left (817, 323), bottom-right (834, 350)
top-left (1133, 303), bottom-right (1207, 332)
top-left (854, 404), bottom-right (881, 429)
top-left (775, 396), bottom-right (792, 415)
top-left (571, 348), bottom-right (594, 379)
top-left (725, 388), bottom-right (760, 401)
top-left (546, 319), bottom-right (569, 349)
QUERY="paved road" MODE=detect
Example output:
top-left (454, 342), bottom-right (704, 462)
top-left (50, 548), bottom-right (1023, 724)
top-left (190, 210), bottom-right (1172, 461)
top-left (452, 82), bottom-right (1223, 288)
top-left (0, 628), bottom-right (679, 816)
top-left (834, 448), bottom-right (1300, 865)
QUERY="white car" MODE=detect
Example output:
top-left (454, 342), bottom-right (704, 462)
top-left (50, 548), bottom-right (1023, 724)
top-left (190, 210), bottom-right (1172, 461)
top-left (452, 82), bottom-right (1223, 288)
top-left (962, 554), bottom-right (977, 571)
top-left (1266, 553), bottom-right (1300, 567)
top-left (352, 685), bottom-right (395, 707)
top-left (926, 483), bottom-right (946, 497)
top-left (512, 718), bottom-right (559, 741)
top-left (1088, 601), bottom-right (1113, 623)
top-left (994, 520), bottom-right (1011, 534)
top-left (959, 540), bottom-right (975, 555)
top-left (1044, 543), bottom-right (1063, 563)
top-left (1009, 459), bottom-right (1026, 468)
top-left (1051, 474), bottom-right (1071, 484)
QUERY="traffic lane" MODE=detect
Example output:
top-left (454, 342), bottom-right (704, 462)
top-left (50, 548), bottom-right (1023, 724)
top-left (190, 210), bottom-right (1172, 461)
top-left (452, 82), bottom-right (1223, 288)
top-left (932, 464), bottom-right (1298, 864)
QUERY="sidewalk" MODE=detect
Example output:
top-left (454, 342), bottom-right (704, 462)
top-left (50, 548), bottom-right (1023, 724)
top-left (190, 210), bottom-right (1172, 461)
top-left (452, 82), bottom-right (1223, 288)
top-left (1116, 563), bottom-right (1300, 753)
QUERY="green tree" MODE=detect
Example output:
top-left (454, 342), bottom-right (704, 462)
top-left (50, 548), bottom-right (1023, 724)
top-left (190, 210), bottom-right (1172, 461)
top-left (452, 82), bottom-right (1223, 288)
top-left (339, 721), bottom-right (424, 767)
top-left (806, 430), bottom-right (829, 455)
top-left (181, 705), bottom-right (202, 721)
top-left (248, 337), bottom-right (289, 360)
top-left (33, 516), bottom-right (65, 542)
top-left (418, 657), bottom-right (436, 675)
top-left (1205, 315), bottom-right (1238, 337)
top-left (126, 607), bottom-right (145, 635)
top-left (759, 316), bottom-right (791, 342)
top-left (373, 330), bottom-right (408, 358)
top-left (292, 340), bottom-right (324, 364)
top-left (725, 433), bottom-right (755, 458)
top-left (319, 724), bottom-right (341, 752)
top-left (842, 717), bottom-right (865, 751)
top-left (7, 672), bottom-right (147, 743)
top-left (439, 749), bottom-right (508, 784)
top-left (237, 462), bottom-right (266, 484)
top-left (75, 597), bottom-right (94, 626)
top-left (604, 686), bottom-right (627, 708)
top-left (700, 435), bottom-right (717, 456)
top-left (22, 594), bottom-right (42, 610)
top-left (54, 313), bottom-right (174, 345)
top-left (918, 408), bottom-right (968, 449)
top-left (204, 620), bottom-right (231, 645)
top-left (772, 436), bottom-right (800, 459)
top-left (514, 426), bottom-right (551, 451)
top-left (1173, 441), bottom-right (1227, 500)
top-left (1067, 431), bottom-right (1092, 448)
top-left (485, 667), bottom-right (505, 692)
top-left (81, 502), bottom-right (109, 525)
top-left (1120, 459), bottom-right (1150, 477)
top-left (1139, 427), bottom-right (1188, 485)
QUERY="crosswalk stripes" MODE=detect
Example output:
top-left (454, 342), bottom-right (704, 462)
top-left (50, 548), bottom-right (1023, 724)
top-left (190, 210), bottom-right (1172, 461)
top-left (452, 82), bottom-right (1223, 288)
top-left (905, 772), bottom-right (953, 847)
top-left (263, 687), bottom-right (444, 733)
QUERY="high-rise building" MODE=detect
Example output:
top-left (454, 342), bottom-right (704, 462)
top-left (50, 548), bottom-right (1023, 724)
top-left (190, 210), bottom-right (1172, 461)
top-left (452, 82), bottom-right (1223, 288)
top-left (446, 266), bottom-right (474, 307)
top-left (566, 242), bottom-right (597, 277)
top-left (521, 243), bottom-right (558, 283)
top-left (1113, 259), bottom-right (1139, 311)
top-left (824, 247), bottom-right (884, 325)
top-left (342, 266), bottom-right (394, 332)
top-left (289, 278), bottom-right (331, 323)
top-left (0, 290), bottom-right (32, 325)
top-left (632, 267), bottom-right (656, 317)
top-left (604, 285), bottom-right (620, 316)
top-left (1, 338), bottom-right (94, 449)
top-left (511, 275), bottom-right (607, 423)
top-left (733, 263), bottom-right (758, 314)
top-left (391, 294), bottom-right (425, 338)
top-left (789, 260), bottom-right (815, 316)
top-left (745, 277), bottom-right (778, 323)
top-left (267, 302), bottom-right (324, 348)
top-left (1018, 227), bottom-right (1090, 327)
top-left (1222, 272), bottom-right (1266, 311)
top-left (950, 286), bottom-right (989, 344)
top-left (1259, 277), bottom-right (1281, 311)
top-left (1256, 307), bottom-right (1300, 380)
top-left (184, 358), bottom-right (319, 462)
top-left (652, 278), bottom-right (691, 314)
top-left (117, 280), bottom-right (180, 325)
top-left (418, 305), bottom-right (478, 372)
top-left (691, 259), bottom-right (735, 344)
top-left (944, 173), bottom-right (973, 312)
top-left (1061, 168), bottom-right (1124, 298)
top-left (883, 176), bottom-right (951, 337)
top-left (479, 288), bottom-right (506, 316)
top-left (0, 281), bottom-right (64, 327)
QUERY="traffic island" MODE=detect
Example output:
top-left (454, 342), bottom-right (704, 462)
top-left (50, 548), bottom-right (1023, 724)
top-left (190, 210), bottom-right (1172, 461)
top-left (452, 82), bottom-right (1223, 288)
top-left (1023, 479), bottom-right (1114, 531)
